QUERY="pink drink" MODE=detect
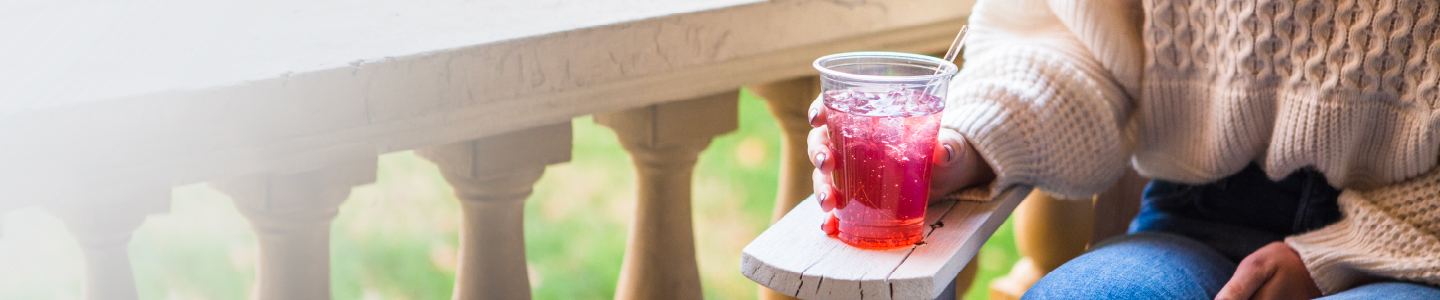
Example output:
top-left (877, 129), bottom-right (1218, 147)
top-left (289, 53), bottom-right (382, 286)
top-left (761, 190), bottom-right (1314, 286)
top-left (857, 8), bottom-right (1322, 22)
top-left (824, 88), bottom-right (942, 249)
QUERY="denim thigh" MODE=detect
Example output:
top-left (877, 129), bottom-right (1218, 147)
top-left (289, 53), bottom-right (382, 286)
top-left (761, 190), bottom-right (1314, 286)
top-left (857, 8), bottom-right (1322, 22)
top-left (1317, 282), bottom-right (1440, 300)
top-left (1023, 232), bottom-right (1234, 300)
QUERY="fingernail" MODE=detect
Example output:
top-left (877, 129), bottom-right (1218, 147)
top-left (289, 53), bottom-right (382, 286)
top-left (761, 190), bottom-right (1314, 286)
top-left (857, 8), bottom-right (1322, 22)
top-left (943, 144), bottom-right (955, 163)
top-left (808, 106), bottom-right (819, 124)
top-left (816, 152), bottom-right (827, 167)
top-left (818, 191), bottom-right (834, 212)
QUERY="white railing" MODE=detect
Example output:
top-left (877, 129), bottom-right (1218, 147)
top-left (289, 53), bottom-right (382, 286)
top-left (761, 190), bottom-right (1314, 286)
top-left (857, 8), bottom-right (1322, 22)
top-left (0, 1), bottom-right (975, 299)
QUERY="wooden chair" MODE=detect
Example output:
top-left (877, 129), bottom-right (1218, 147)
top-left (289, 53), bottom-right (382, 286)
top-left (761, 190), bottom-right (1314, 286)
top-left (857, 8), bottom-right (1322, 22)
top-left (740, 159), bottom-right (1146, 300)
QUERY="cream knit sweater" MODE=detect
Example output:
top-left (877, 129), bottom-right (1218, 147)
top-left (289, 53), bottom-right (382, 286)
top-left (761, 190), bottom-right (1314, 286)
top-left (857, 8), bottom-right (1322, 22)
top-left (945, 0), bottom-right (1440, 293)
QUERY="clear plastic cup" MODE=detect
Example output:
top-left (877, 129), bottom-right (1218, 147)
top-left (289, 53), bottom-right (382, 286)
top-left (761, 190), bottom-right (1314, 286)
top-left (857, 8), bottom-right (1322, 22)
top-left (814, 52), bottom-right (958, 249)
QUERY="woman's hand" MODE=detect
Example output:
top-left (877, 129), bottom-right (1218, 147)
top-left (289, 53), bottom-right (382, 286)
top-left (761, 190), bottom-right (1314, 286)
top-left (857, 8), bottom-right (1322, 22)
top-left (1216, 242), bottom-right (1322, 300)
top-left (806, 97), bottom-right (995, 212)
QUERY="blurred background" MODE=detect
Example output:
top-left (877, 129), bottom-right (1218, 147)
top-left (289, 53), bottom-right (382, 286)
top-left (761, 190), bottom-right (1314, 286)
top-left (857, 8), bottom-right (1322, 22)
top-left (0, 90), bottom-right (1019, 300)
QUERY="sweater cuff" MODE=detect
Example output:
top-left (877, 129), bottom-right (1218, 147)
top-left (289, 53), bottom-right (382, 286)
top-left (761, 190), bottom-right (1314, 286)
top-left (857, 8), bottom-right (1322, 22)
top-left (1284, 218), bottom-right (1372, 294)
top-left (937, 43), bottom-right (1131, 200)
top-left (942, 91), bottom-right (1040, 199)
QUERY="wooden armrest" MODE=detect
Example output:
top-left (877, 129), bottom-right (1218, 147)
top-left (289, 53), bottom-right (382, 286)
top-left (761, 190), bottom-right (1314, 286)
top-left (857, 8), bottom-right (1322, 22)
top-left (741, 187), bottom-right (1031, 300)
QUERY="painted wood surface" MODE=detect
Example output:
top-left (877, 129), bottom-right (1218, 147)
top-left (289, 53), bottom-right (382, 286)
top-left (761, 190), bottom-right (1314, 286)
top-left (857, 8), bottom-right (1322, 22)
top-left (742, 186), bottom-right (1030, 300)
top-left (0, 0), bottom-right (973, 205)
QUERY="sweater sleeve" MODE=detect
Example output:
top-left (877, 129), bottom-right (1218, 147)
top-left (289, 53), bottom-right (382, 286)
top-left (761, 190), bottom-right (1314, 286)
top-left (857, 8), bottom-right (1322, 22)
top-left (943, 0), bottom-right (1145, 199)
top-left (1284, 166), bottom-right (1440, 294)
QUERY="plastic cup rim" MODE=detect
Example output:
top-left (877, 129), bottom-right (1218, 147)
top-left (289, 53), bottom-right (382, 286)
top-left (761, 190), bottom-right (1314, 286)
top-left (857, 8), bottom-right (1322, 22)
top-left (812, 51), bottom-right (959, 83)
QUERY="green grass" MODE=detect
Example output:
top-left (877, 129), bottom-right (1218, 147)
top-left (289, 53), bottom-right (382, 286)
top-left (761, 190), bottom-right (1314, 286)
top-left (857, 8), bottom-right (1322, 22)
top-left (0, 89), bottom-right (1019, 299)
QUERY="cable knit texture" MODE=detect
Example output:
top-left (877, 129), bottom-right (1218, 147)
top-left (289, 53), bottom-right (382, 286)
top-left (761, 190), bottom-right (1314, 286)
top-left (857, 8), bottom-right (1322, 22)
top-left (946, 0), bottom-right (1440, 293)
top-left (1286, 168), bottom-right (1440, 293)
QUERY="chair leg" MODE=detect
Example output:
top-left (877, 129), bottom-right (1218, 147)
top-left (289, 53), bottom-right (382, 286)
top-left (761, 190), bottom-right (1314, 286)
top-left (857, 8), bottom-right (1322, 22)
top-left (988, 191), bottom-right (1093, 300)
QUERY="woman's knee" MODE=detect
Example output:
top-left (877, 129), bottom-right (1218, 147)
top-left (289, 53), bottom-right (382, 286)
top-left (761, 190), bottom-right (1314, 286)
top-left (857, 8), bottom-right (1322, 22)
top-left (1023, 232), bottom-right (1234, 300)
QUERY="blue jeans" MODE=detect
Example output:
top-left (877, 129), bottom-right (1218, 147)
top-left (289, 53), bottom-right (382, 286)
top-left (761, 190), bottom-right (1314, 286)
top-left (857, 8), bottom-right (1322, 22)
top-left (1024, 165), bottom-right (1440, 299)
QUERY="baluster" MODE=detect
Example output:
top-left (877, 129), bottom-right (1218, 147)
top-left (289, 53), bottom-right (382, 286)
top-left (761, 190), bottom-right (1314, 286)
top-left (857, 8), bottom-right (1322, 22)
top-left (988, 191), bottom-right (1095, 300)
top-left (749, 77), bottom-right (815, 300)
top-left (750, 77), bottom-right (819, 221)
top-left (53, 186), bottom-right (169, 300)
top-left (596, 91), bottom-right (738, 299)
top-left (417, 122), bottom-right (571, 300)
top-left (213, 160), bottom-right (377, 300)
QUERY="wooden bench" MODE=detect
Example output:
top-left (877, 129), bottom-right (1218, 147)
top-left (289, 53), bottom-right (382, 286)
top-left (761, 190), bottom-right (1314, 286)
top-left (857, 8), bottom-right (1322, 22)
top-left (742, 187), bottom-right (1031, 300)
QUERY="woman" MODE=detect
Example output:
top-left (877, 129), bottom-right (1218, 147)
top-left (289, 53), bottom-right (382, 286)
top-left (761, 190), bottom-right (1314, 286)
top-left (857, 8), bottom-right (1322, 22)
top-left (807, 0), bottom-right (1440, 299)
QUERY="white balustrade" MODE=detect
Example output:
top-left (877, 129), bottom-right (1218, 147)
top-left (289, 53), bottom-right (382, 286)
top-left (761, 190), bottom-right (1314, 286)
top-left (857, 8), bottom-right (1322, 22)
top-left (2, 0), bottom-right (975, 298)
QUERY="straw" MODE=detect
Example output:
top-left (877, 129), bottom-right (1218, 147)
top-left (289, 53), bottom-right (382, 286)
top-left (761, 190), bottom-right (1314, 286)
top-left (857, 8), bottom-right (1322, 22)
top-left (937, 25), bottom-right (969, 74)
